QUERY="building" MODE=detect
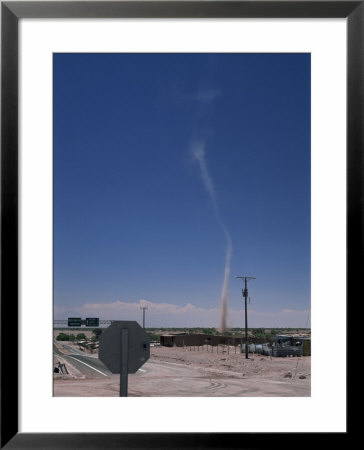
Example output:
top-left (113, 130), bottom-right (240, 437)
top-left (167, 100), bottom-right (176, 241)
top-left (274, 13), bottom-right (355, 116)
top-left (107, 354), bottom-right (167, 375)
top-left (160, 332), bottom-right (311, 356)
top-left (160, 333), bottom-right (243, 347)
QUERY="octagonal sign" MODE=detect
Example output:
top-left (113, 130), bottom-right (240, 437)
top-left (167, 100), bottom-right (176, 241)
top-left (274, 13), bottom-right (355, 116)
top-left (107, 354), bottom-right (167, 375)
top-left (99, 321), bottom-right (150, 374)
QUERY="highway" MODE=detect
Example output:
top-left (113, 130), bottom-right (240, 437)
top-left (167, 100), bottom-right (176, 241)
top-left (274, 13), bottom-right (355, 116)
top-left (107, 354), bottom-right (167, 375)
top-left (53, 342), bottom-right (112, 378)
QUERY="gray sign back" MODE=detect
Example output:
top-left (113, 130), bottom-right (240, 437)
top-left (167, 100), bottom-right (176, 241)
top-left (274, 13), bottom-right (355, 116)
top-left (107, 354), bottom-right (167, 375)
top-left (99, 321), bottom-right (150, 374)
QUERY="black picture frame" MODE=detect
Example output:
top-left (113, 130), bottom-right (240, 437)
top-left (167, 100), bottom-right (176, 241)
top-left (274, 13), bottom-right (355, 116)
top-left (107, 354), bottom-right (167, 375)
top-left (1, 1), bottom-right (355, 448)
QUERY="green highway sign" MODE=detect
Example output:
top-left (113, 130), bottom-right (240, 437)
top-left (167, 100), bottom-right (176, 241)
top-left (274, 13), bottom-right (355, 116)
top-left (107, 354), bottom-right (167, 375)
top-left (68, 317), bottom-right (82, 327)
top-left (86, 318), bottom-right (99, 327)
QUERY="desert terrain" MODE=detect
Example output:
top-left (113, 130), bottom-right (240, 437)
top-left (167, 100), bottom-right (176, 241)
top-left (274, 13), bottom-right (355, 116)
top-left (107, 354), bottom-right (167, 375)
top-left (54, 342), bottom-right (310, 397)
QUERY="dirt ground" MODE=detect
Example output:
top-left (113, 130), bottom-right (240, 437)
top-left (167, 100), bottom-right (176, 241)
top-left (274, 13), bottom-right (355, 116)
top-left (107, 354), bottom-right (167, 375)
top-left (149, 344), bottom-right (310, 378)
top-left (54, 344), bottom-right (310, 397)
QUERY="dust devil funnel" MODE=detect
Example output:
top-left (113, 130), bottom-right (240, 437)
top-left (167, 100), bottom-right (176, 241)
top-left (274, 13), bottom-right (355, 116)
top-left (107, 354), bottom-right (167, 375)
top-left (191, 141), bottom-right (232, 332)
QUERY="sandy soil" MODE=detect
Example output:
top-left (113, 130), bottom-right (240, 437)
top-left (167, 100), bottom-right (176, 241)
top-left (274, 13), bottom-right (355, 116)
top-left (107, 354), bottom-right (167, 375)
top-left (149, 345), bottom-right (310, 378)
top-left (54, 344), bottom-right (310, 397)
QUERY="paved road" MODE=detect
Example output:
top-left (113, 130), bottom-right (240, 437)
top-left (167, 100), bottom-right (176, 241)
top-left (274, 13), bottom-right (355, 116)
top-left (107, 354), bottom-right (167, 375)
top-left (54, 343), bottom-right (112, 378)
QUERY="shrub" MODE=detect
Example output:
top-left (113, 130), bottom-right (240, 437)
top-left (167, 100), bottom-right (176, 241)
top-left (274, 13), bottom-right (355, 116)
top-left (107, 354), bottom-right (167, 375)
top-left (56, 333), bottom-right (70, 341)
top-left (76, 333), bottom-right (87, 340)
top-left (147, 332), bottom-right (159, 341)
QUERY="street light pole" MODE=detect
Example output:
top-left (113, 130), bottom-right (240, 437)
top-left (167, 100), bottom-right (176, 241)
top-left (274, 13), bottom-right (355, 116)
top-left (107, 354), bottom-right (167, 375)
top-left (236, 276), bottom-right (256, 359)
top-left (140, 306), bottom-right (148, 329)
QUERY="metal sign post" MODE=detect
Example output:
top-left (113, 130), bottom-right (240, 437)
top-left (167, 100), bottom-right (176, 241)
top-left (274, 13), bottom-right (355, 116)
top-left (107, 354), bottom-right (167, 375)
top-left (120, 329), bottom-right (128, 397)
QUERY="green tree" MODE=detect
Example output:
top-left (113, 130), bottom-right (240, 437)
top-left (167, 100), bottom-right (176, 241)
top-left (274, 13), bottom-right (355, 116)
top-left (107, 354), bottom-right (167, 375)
top-left (56, 333), bottom-right (69, 341)
top-left (147, 332), bottom-right (160, 341)
top-left (76, 333), bottom-right (87, 340)
top-left (201, 328), bottom-right (214, 335)
top-left (252, 328), bottom-right (265, 338)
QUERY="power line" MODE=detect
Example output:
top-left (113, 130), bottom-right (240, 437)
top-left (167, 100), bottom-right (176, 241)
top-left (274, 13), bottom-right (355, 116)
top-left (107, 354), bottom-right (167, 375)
top-left (236, 276), bottom-right (256, 359)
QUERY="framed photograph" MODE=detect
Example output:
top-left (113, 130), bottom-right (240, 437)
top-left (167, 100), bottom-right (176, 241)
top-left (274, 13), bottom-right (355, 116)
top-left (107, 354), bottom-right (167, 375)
top-left (1, 1), bottom-right (356, 448)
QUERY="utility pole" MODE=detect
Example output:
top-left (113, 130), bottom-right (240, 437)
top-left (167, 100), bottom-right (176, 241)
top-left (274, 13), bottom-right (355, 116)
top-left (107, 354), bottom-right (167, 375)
top-left (140, 306), bottom-right (148, 329)
top-left (236, 276), bottom-right (256, 359)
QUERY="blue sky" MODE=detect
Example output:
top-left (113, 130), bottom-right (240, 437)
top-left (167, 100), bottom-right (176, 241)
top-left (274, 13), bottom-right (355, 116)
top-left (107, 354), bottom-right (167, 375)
top-left (53, 53), bottom-right (310, 328)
